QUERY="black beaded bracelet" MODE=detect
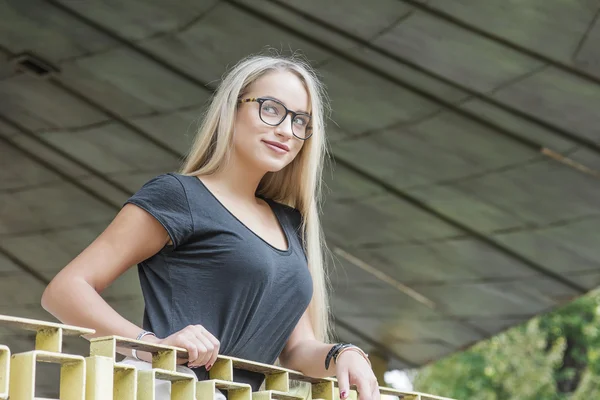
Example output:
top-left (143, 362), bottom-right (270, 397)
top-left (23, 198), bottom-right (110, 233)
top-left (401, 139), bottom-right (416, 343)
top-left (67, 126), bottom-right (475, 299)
top-left (325, 343), bottom-right (354, 370)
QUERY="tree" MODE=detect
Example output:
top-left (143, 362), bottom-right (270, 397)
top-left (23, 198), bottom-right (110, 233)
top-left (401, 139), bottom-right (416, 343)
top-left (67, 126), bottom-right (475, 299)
top-left (414, 290), bottom-right (600, 399)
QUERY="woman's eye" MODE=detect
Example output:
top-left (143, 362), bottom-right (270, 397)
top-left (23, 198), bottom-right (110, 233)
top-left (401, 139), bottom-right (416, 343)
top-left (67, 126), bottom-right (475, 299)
top-left (294, 117), bottom-right (308, 126)
top-left (264, 106), bottom-right (278, 114)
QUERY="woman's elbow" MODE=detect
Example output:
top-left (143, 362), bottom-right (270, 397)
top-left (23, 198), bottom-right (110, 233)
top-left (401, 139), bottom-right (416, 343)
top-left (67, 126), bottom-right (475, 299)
top-left (41, 273), bottom-right (73, 314)
top-left (278, 347), bottom-right (299, 371)
top-left (41, 278), bottom-right (60, 313)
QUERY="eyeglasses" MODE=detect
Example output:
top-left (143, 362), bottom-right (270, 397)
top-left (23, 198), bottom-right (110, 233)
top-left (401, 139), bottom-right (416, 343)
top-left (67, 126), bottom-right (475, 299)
top-left (238, 97), bottom-right (313, 140)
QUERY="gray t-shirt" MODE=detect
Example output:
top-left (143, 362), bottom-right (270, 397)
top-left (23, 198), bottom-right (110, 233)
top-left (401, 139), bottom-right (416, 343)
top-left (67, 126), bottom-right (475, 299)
top-left (124, 173), bottom-right (313, 390)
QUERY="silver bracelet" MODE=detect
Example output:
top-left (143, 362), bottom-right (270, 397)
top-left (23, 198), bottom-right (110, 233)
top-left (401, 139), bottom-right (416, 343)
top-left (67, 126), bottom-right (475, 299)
top-left (132, 330), bottom-right (156, 361)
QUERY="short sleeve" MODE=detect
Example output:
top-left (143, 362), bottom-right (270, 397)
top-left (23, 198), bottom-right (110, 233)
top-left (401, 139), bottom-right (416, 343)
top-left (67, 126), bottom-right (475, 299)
top-left (124, 174), bottom-right (193, 249)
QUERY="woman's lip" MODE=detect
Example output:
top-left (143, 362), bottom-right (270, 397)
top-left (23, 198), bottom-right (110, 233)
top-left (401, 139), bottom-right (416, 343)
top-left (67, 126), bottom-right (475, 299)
top-left (262, 140), bottom-right (290, 152)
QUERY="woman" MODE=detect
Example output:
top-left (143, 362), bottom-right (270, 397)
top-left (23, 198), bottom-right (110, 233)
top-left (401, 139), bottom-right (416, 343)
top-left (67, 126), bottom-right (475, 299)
top-left (41, 54), bottom-right (379, 400)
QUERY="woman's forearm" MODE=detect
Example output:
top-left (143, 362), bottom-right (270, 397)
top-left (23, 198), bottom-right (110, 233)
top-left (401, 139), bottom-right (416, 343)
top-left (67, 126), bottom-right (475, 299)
top-left (41, 275), bottom-right (144, 356)
top-left (280, 339), bottom-right (337, 377)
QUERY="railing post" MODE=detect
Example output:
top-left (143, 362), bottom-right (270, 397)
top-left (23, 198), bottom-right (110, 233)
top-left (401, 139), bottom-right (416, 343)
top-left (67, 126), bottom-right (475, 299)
top-left (8, 352), bottom-right (35, 400)
top-left (0, 345), bottom-right (10, 400)
top-left (35, 327), bottom-right (63, 353)
top-left (265, 372), bottom-right (290, 392)
top-left (210, 358), bottom-right (233, 381)
top-left (85, 355), bottom-right (114, 400)
top-left (312, 381), bottom-right (335, 400)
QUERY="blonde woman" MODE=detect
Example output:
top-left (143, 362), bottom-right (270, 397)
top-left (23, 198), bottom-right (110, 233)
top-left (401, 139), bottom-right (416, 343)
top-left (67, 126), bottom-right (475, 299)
top-left (42, 54), bottom-right (379, 400)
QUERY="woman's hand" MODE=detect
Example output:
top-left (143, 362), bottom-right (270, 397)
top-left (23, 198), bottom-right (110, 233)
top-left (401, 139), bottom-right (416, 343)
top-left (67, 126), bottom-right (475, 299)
top-left (144, 325), bottom-right (220, 369)
top-left (336, 350), bottom-right (380, 400)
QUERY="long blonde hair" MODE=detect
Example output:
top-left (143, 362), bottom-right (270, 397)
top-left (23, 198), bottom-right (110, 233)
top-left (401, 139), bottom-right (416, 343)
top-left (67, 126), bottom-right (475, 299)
top-left (180, 54), bottom-right (331, 342)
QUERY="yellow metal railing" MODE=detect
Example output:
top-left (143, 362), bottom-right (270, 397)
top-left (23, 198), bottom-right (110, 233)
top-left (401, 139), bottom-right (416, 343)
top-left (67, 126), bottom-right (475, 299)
top-left (0, 314), bottom-right (455, 400)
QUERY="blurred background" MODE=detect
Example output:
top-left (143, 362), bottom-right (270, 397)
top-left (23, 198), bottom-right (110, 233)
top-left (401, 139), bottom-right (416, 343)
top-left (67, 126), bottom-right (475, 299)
top-left (1, 0), bottom-right (600, 398)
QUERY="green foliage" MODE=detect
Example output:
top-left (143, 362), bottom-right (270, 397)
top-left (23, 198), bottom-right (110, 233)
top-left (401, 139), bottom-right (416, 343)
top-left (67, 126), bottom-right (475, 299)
top-left (414, 290), bottom-right (600, 399)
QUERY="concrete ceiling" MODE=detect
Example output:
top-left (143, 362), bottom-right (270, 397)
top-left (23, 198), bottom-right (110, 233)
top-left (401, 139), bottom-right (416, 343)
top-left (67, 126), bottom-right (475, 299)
top-left (1, 0), bottom-right (600, 379)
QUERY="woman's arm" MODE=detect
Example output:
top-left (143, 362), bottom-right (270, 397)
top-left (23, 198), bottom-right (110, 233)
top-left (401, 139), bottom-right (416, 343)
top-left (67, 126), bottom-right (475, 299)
top-left (41, 204), bottom-right (170, 348)
top-left (41, 204), bottom-right (220, 369)
top-left (279, 313), bottom-right (334, 377)
top-left (280, 312), bottom-right (379, 400)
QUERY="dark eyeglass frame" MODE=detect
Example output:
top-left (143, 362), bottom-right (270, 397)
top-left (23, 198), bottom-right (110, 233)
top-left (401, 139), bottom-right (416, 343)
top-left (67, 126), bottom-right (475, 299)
top-left (238, 97), bottom-right (313, 140)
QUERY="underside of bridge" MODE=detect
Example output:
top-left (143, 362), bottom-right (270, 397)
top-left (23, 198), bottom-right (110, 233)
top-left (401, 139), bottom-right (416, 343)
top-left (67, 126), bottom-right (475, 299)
top-left (1, 0), bottom-right (600, 393)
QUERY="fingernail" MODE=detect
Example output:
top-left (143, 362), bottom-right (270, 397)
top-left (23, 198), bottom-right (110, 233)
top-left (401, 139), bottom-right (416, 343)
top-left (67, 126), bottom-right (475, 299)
top-left (207, 364), bottom-right (213, 371)
top-left (340, 391), bottom-right (348, 399)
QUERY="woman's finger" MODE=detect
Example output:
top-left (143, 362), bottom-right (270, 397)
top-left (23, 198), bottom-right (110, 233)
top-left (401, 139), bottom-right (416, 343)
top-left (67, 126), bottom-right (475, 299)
top-left (370, 379), bottom-right (380, 400)
top-left (356, 379), bottom-right (372, 400)
top-left (205, 338), bottom-right (219, 370)
top-left (206, 338), bottom-right (220, 369)
top-left (337, 366), bottom-right (350, 400)
top-left (191, 330), bottom-right (213, 367)
top-left (183, 330), bottom-right (208, 367)
top-left (195, 325), bottom-right (220, 369)
top-left (180, 337), bottom-right (199, 366)
top-left (200, 326), bottom-right (220, 348)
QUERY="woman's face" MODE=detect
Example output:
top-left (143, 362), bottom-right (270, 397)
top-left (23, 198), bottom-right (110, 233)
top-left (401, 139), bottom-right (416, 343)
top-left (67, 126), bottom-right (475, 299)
top-left (233, 70), bottom-right (310, 173)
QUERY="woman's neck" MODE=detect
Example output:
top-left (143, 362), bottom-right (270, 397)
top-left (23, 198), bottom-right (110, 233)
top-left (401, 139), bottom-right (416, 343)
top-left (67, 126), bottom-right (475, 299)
top-left (202, 158), bottom-right (265, 202)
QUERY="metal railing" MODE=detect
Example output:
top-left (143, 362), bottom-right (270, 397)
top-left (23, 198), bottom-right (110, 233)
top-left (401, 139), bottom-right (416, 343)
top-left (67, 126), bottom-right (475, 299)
top-left (0, 314), bottom-right (455, 400)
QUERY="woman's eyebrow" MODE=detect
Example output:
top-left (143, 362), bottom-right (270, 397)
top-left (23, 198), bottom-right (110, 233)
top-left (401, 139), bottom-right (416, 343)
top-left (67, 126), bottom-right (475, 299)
top-left (264, 95), bottom-right (309, 114)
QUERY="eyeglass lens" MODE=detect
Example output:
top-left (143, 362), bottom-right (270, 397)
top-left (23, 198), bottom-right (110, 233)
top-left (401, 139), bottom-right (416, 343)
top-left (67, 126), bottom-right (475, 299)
top-left (259, 99), bottom-right (311, 139)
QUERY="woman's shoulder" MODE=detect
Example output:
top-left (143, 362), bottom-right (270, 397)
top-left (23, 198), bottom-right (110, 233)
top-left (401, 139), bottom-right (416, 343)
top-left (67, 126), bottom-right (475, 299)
top-left (136, 172), bottom-right (184, 188)
top-left (136, 172), bottom-right (202, 193)
top-left (125, 173), bottom-right (195, 249)
top-left (153, 172), bottom-right (196, 185)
